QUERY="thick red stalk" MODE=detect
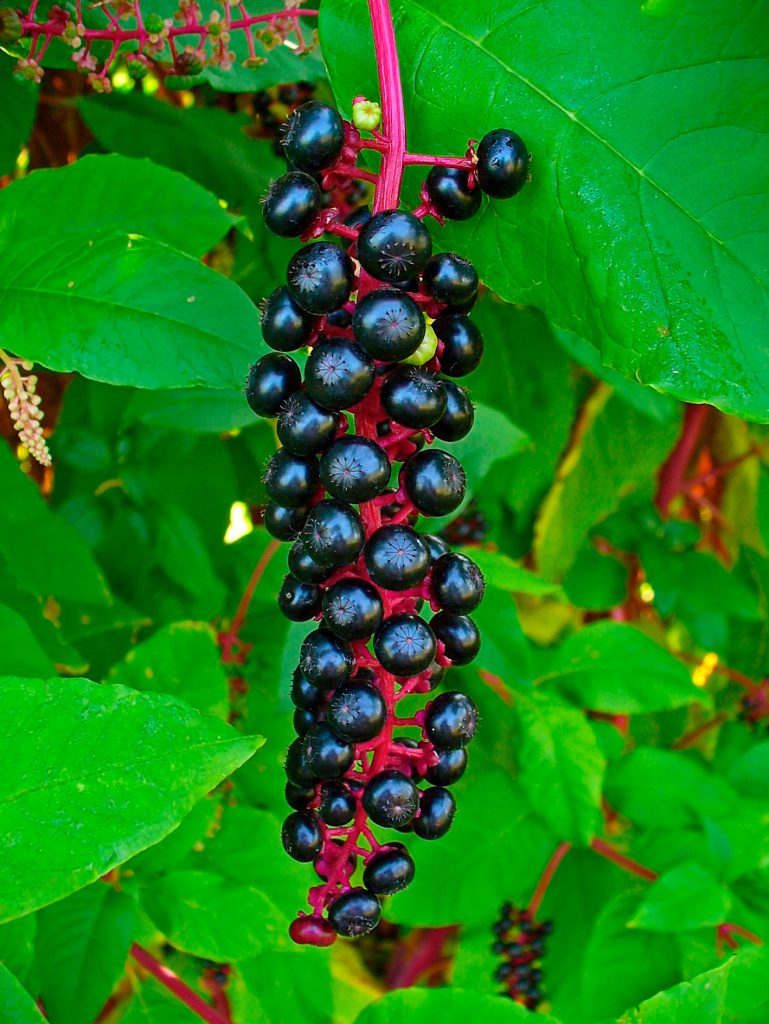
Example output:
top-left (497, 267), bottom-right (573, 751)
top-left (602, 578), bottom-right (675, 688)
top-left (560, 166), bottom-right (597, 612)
top-left (386, 926), bottom-right (457, 988)
top-left (655, 403), bottom-right (711, 515)
top-left (130, 944), bottom-right (228, 1024)
top-left (590, 839), bottom-right (659, 882)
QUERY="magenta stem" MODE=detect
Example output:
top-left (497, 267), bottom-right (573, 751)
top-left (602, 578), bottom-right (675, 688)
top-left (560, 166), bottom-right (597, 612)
top-left (130, 944), bottom-right (228, 1024)
top-left (403, 153), bottom-right (474, 170)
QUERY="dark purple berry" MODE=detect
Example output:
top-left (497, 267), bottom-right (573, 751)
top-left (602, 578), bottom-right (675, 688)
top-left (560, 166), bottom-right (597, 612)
top-left (363, 844), bottom-right (415, 894)
top-left (424, 691), bottom-right (478, 749)
top-left (364, 524), bottom-right (430, 591)
top-left (277, 391), bottom-right (339, 456)
top-left (283, 101), bottom-right (345, 173)
top-left (301, 499), bottom-right (365, 567)
top-left (264, 501), bottom-right (308, 541)
top-left (362, 770), bottom-right (419, 828)
top-left (431, 611), bottom-right (481, 665)
top-left (288, 540), bottom-right (334, 583)
top-left (278, 573), bottom-right (322, 621)
top-left (302, 722), bottom-right (354, 779)
top-left (285, 737), bottom-right (318, 787)
top-left (263, 171), bottom-right (322, 237)
top-left (261, 286), bottom-right (318, 352)
top-left (322, 578), bottom-right (384, 640)
top-left (432, 552), bottom-right (485, 613)
top-left (402, 449), bottom-right (466, 517)
top-left (357, 210), bottom-right (432, 284)
top-left (291, 667), bottom-right (324, 710)
top-left (425, 746), bottom-right (467, 786)
top-left (434, 314), bottom-right (484, 377)
top-left (319, 435), bottom-right (391, 503)
top-left (294, 706), bottom-right (319, 735)
top-left (326, 680), bottom-right (386, 742)
top-left (264, 449), bottom-right (320, 508)
top-left (305, 338), bottom-right (374, 410)
top-left (425, 166), bottom-right (482, 221)
top-left (285, 781), bottom-right (315, 810)
top-left (374, 613), bottom-right (437, 676)
top-left (381, 367), bottom-right (447, 429)
top-left (246, 353), bottom-right (301, 417)
top-left (431, 383), bottom-right (474, 442)
top-left (318, 780), bottom-right (357, 825)
top-left (300, 628), bottom-right (355, 689)
top-left (287, 243), bottom-right (355, 315)
top-left (413, 786), bottom-right (455, 839)
top-left (476, 129), bottom-right (529, 198)
top-left (352, 289), bottom-right (426, 361)
top-left (327, 888), bottom-right (381, 937)
top-left (282, 811), bottom-right (323, 861)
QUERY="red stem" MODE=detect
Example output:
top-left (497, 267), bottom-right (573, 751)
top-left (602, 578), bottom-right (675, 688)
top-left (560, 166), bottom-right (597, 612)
top-left (386, 926), bottom-right (457, 989)
top-left (130, 945), bottom-right (228, 1024)
top-left (655, 403), bottom-right (711, 515)
top-left (590, 838), bottom-right (659, 882)
top-left (229, 539), bottom-right (280, 637)
top-left (527, 841), bottom-right (571, 917)
top-left (403, 153), bottom-right (474, 170)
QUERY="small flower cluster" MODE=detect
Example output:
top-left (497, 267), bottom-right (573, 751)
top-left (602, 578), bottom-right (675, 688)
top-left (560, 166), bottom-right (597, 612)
top-left (492, 903), bottom-right (552, 1011)
top-left (2, 0), bottom-right (317, 90)
top-left (0, 351), bottom-right (51, 467)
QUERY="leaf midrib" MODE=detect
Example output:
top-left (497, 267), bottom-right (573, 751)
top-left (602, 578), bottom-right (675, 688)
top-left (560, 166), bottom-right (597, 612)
top-left (404, 0), bottom-right (764, 289)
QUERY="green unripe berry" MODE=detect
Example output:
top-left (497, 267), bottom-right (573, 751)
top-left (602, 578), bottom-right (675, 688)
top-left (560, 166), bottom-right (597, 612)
top-left (352, 99), bottom-right (382, 133)
top-left (403, 322), bottom-right (438, 366)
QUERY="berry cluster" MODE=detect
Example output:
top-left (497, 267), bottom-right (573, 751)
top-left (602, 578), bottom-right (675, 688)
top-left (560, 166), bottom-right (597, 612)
top-left (245, 97), bottom-right (529, 945)
top-left (492, 903), bottom-right (552, 1010)
top-left (440, 500), bottom-right (489, 547)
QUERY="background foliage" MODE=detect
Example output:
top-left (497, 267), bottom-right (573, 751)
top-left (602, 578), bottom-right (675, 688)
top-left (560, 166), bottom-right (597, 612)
top-left (0, 0), bottom-right (768, 1021)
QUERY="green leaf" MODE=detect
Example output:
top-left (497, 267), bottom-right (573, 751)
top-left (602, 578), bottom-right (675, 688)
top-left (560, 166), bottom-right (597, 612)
top-left (514, 687), bottom-right (606, 844)
top-left (321, 0), bottom-right (769, 422)
top-left (0, 228), bottom-right (260, 390)
top-left (231, 950), bottom-right (335, 1024)
top-left (561, 546), bottom-right (629, 610)
top-left (581, 891), bottom-right (680, 1020)
top-left (108, 621), bottom-right (229, 719)
top-left (155, 506), bottom-right (227, 617)
top-left (353, 988), bottom-right (560, 1024)
top-left (125, 387), bottom-right (259, 434)
top-left (0, 155), bottom-right (234, 259)
top-left (0, 444), bottom-right (111, 606)
top-left (122, 976), bottom-right (201, 1023)
top-left (630, 862), bottom-right (732, 932)
top-left (468, 548), bottom-right (564, 598)
top-left (0, 56), bottom-right (38, 176)
top-left (141, 870), bottom-right (293, 961)
top-left (727, 743), bottom-right (769, 801)
top-left (35, 885), bottom-right (137, 1024)
top-left (0, 603), bottom-right (55, 678)
top-left (542, 621), bottom-right (707, 714)
top-left (0, 963), bottom-right (45, 1023)
top-left (534, 387), bottom-right (680, 578)
top-left (0, 915), bottom-right (36, 980)
top-left (616, 946), bottom-right (769, 1023)
top-left (0, 675), bottom-right (261, 921)
top-left (79, 93), bottom-right (285, 228)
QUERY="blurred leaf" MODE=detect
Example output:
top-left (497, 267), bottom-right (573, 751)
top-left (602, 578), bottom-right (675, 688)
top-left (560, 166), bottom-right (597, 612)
top-left (0, 675), bottom-right (261, 921)
top-left (0, 963), bottom-right (45, 1023)
top-left (353, 987), bottom-right (560, 1024)
top-left (535, 388), bottom-right (680, 579)
top-left (231, 949), bottom-right (336, 1024)
top-left (0, 603), bottom-right (55, 677)
top-left (543, 621), bottom-right (707, 714)
top-left (0, 55), bottom-right (38, 175)
top-left (108, 621), bottom-right (229, 719)
top-left (35, 885), bottom-right (137, 1024)
top-left (0, 915), bottom-right (36, 980)
top-left (514, 687), bottom-right (605, 844)
top-left (630, 862), bottom-right (731, 931)
top-left (122, 976), bottom-right (201, 1023)
top-left (125, 387), bottom-right (260, 434)
top-left (562, 546), bottom-right (628, 610)
top-left (469, 548), bottom-right (564, 598)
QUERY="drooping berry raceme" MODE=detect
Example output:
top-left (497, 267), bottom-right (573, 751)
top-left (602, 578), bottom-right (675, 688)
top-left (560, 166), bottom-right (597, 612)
top-left (244, 76), bottom-right (529, 945)
top-left (492, 903), bottom-right (552, 1010)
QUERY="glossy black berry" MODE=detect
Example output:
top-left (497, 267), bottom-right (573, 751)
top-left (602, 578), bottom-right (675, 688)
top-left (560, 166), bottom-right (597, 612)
top-left (381, 367), bottom-right (447, 429)
top-left (293, 706), bottom-right (319, 735)
top-left (425, 746), bottom-right (467, 786)
top-left (285, 780), bottom-right (315, 810)
top-left (426, 661), bottom-right (446, 690)
top-left (246, 354), bottom-right (301, 417)
top-left (432, 552), bottom-right (485, 613)
top-left (300, 628), bottom-right (355, 689)
top-left (318, 780), bottom-right (357, 825)
top-left (431, 611), bottom-right (481, 665)
top-left (424, 533), bottom-right (450, 561)
top-left (302, 499), bottom-right (365, 567)
top-left (363, 844), bottom-right (416, 895)
top-left (374, 613), bottom-right (437, 676)
top-left (432, 383), bottom-right (474, 441)
top-left (285, 737), bottom-right (318, 787)
top-left (263, 171), bottom-right (322, 237)
top-left (287, 242), bottom-right (355, 315)
top-left (319, 435), bottom-right (391, 503)
top-left (434, 314), bottom-right (484, 377)
top-left (264, 501), bottom-right (308, 541)
top-left (402, 449), bottom-right (466, 517)
top-left (363, 770), bottom-right (419, 828)
top-left (425, 166), bottom-right (482, 221)
top-left (424, 691), bottom-right (478, 749)
top-left (357, 210), bottom-right (432, 284)
top-left (352, 289), bottom-right (426, 361)
top-left (413, 786), bottom-right (455, 840)
top-left (291, 668), bottom-right (324, 711)
top-left (278, 573), bottom-right (322, 622)
top-left (327, 888), bottom-right (381, 937)
top-left (322, 578), bottom-right (384, 640)
top-left (305, 338), bottom-right (374, 410)
top-left (364, 524), bottom-right (430, 591)
top-left (302, 722), bottom-right (354, 779)
top-left (476, 129), bottom-right (529, 198)
top-left (423, 253), bottom-right (479, 308)
top-left (326, 679), bottom-right (386, 742)
top-left (344, 204), bottom-right (372, 230)
top-left (288, 540), bottom-right (333, 584)
top-left (261, 286), bottom-right (319, 352)
top-left (283, 101), bottom-right (345, 173)
top-left (282, 811), bottom-right (323, 862)
top-left (264, 449), bottom-right (319, 508)
top-left (277, 391), bottom-right (339, 456)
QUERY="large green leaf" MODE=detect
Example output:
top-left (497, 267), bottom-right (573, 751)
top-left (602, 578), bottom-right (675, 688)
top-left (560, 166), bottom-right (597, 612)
top-left (514, 687), bottom-right (606, 844)
top-left (35, 885), bottom-right (137, 1024)
top-left (0, 604), bottom-right (55, 678)
top-left (320, 0), bottom-right (769, 421)
top-left (0, 675), bottom-right (261, 921)
top-left (0, 963), bottom-right (45, 1023)
top-left (353, 988), bottom-right (560, 1024)
top-left (542, 621), bottom-right (707, 714)
top-left (0, 56), bottom-right (38, 176)
top-left (629, 862), bottom-right (732, 932)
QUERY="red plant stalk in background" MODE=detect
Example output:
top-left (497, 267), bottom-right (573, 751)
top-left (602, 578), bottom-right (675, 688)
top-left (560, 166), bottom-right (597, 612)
top-left (0, 1), bottom-right (318, 89)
